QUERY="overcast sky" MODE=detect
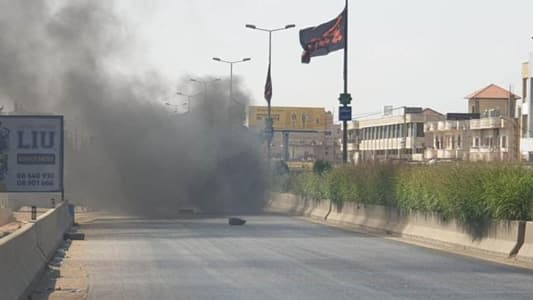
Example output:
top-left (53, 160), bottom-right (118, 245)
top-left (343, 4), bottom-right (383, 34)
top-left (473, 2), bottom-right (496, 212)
top-left (114, 0), bottom-right (533, 120)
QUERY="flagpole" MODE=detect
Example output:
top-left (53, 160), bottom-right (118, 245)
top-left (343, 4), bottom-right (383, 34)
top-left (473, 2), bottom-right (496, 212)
top-left (342, 0), bottom-right (349, 164)
top-left (245, 23), bottom-right (295, 162)
top-left (267, 31), bottom-right (273, 161)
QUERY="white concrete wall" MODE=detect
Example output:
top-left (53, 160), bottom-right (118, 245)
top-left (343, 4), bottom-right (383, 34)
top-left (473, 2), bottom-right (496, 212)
top-left (266, 193), bottom-right (526, 258)
top-left (0, 202), bottom-right (72, 299)
top-left (517, 222), bottom-right (533, 262)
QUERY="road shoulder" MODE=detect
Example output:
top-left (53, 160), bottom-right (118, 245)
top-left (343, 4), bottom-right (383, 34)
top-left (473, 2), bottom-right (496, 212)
top-left (300, 215), bottom-right (533, 271)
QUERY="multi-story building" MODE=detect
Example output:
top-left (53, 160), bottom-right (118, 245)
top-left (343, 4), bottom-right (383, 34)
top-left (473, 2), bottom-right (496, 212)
top-left (520, 55), bottom-right (533, 160)
top-left (425, 84), bottom-right (520, 162)
top-left (247, 106), bottom-right (340, 163)
top-left (348, 107), bottom-right (444, 163)
top-left (424, 113), bottom-right (476, 161)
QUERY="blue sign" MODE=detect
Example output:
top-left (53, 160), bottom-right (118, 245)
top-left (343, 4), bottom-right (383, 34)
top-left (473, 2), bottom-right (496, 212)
top-left (339, 106), bottom-right (352, 121)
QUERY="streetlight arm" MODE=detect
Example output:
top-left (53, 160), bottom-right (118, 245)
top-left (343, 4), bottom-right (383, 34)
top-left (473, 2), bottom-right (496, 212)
top-left (189, 78), bottom-right (221, 84)
top-left (247, 24), bottom-right (296, 32)
top-left (212, 57), bottom-right (252, 64)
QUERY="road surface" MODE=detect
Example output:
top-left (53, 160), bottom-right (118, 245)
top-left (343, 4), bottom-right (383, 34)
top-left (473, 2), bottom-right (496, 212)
top-left (80, 215), bottom-right (533, 300)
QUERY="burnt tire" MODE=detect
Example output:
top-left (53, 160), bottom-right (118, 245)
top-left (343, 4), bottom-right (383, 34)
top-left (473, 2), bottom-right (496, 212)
top-left (228, 217), bottom-right (246, 226)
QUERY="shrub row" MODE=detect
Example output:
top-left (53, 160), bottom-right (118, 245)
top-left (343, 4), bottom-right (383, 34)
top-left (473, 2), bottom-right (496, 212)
top-left (274, 163), bottom-right (533, 221)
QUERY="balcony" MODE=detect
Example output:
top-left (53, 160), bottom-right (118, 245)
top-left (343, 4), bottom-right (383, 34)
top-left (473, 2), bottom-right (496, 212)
top-left (470, 117), bottom-right (501, 130)
top-left (347, 143), bottom-right (358, 151)
top-left (445, 121), bottom-right (458, 130)
top-left (425, 122), bottom-right (437, 132)
top-left (430, 121), bottom-right (461, 132)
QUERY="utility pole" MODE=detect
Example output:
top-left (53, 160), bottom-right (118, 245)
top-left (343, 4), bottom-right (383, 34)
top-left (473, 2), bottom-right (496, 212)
top-left (189, 78), bottom-right (221, 125)
top-left (338, 0), bottom-right (351, 164)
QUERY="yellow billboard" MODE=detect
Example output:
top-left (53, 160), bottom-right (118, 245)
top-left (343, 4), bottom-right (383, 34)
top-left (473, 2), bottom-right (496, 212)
top-left (248, 106), bottom-right (327, 131)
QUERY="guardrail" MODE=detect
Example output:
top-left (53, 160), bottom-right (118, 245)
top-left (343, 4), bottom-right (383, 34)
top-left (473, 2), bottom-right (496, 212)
top-left (0, 202), bottom-right (72, 299)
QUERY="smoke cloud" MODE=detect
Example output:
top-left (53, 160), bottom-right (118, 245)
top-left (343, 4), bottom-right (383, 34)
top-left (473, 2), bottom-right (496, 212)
top-left (0, 0), bottom-right (267, 215)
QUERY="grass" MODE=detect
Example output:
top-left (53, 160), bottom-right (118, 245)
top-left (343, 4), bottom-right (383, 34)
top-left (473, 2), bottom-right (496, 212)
top-left (273, 163), bottom-right (533, 221)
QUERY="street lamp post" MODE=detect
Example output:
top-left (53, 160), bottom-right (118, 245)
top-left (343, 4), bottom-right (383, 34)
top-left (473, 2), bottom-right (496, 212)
top-left (245, 23), bottom-right (295, 160)
top-left (189, 78), bottom-right (221, 107)
top-left (176, 91), bottom-right (201, 114)
top-left (189, 78), bottom-right (221, 93)
top-left (164, 102), bottom-right (180, 114)
top-left (189, 78), bottom-right (221, 125)
top-left (212, 57), bottom-right (251, 102)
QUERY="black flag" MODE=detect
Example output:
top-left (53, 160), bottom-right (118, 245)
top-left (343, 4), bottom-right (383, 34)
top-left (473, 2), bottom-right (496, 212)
top-left (299, 8), bottom-right (346, 63)
top-left (264, 63), bottom-right (272, 104)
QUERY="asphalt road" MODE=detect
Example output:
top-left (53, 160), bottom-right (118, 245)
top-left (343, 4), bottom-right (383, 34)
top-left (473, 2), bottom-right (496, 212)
top-left (81, 215), bottom-right (533, 300)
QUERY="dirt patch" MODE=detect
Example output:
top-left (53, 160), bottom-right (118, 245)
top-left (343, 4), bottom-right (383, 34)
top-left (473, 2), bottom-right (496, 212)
top-left (0, 220), bottom-right (22, 238)
top-left (0, 207), bottom-right (50, 238)
top-left (29, 240), bottom-right (89, 300)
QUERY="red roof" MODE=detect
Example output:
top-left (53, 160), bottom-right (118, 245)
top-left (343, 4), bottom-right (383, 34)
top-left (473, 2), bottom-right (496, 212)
top-left (465, 84), bottom-right (520, 100)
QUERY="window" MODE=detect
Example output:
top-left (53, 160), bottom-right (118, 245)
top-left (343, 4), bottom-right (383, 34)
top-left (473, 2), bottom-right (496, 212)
top-left (416, 123), bottom-right (424, 137)
top-left (457, 135), bottom-right (462, 149)
top-left (473, 137), bottom-right (480, 147)
top-left (522, 78), bottom-right (528, 103)
top-left (485, 137), bottom-right (493, 148)
top-left (501, 136), bottom-right (507, 148)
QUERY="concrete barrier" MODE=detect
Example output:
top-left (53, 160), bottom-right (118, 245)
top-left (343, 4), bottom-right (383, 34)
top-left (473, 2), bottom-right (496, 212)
top-left (34, 203), bottom-right (72, 259)
top-left (265, 193), bottom-right (301, 214)
top-left (0, 202), bottom-right (72, 299)
top-left (265, 193), bottom-right (330, 220)
top-left (517, 222), bottom-right (533, 262)
top-left (267, 193), bottom-right (524, 258)
top-left (399, 211), bottom-right (522, 257)
top-left (327, 202), bottom-right (401, 233)
top-left (0, 207), bottom-right (13, 226)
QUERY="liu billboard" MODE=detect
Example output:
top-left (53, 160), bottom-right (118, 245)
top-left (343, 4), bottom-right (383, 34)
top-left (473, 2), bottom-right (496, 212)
top-left (0, 116), bottom-right (63, 192)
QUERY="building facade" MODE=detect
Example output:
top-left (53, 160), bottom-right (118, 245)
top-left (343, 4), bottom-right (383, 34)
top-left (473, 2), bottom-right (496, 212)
top-left (520, 55), bottom-right (533, 160)
top-left (348, 107), bottom-right (444, 163)
top-left (247, 106), bottom-right (340, 163)
top-left (425, 84), bottom-right (520, 162)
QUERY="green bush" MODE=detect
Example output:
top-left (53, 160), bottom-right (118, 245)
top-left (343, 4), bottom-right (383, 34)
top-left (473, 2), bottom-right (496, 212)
top-left (313, 160), bottom-right (332, 175)
top-left (275, 162), bottom-right (533, 221)
top-left (483, 164), bottom-right (533, 220)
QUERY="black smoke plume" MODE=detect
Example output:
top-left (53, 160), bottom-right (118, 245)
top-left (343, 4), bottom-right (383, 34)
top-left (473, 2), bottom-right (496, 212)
top-left (0, 0), bottom-right (267, 215)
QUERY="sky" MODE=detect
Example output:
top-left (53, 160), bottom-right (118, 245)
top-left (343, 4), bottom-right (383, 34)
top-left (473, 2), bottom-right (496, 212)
top-left (112, 0), bottom-right (533, 120)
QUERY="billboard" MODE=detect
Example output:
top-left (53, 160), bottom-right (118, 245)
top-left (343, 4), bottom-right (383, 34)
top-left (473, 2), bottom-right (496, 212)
top-left (248, 106), bottom-right (327, 131)
top-left (0, 116), bottom-right (63, 192)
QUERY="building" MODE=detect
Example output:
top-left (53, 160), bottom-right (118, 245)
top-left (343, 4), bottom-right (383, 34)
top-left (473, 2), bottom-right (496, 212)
top-left (425, 84), bottom-right (520, 162)
top-left (424, 113), bottom-right (477, 161)
top-left (466, 84), bottom-right (517, 118)
top-left (247, 106), bottom-right (340, 163)
top-left (520, 55), bottom-right (533, 160)
top-left (349, 107), bottom-right (444, 163)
